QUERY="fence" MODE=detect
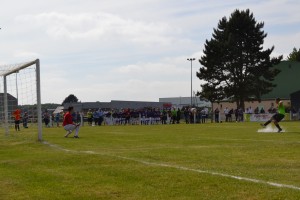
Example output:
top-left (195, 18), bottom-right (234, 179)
top-left (216, 112), bottom-right (300, 122)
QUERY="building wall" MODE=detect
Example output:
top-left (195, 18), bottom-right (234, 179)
top-left (0, 93), bottom-right (18, 121)
top-left (291, 90), bottom-right (300, 111)
top-left (212, 99), bottom-right (291, 113)
top-left (63, 100), bottom-right (171, 113)
top-left (262, 61), bottom-right (300, 99)
top-left (159, 97), bottom-right (211, 108)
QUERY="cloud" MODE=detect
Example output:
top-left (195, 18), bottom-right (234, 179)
top-left (39, 52), bottom-right (204, 103)
top-left (72, 79), bottom-right (193, 102)
top-left (1, 0), bottom-right (300, 104)
top-left (265, 31), bottom-right (300, 59)
top-left (13, 51), bottom-right (40, 60)
top-left (248, 0), bottom-right (300, 26)
top-left (15, 12), bottom-right (181, 46)
top-left (112, 62), bottom-right (186, 79)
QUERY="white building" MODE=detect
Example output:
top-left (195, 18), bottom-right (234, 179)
top-left (159, 97), bottom-right (211, 108)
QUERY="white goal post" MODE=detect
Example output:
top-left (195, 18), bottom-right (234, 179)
top-left (0, 59), bottom-right (42, 141)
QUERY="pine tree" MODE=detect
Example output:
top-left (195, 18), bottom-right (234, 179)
top-left (287, 47), bottom-right (300, 61)
top-left (197, 9), bottom-right (282, 109)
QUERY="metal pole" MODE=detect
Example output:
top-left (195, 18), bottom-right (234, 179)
top-left (36, 59), bottom-right (43, 141)
top-left (187, 58), bottom-right (195, 106)
top-left (191, 60), bottom-right (192, 106)
top-left (4, 76), bottom-right (9, 135)
top-left (16, 73), bottom-right (18, 104)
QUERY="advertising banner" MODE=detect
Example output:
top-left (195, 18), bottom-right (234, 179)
top-left (249, 114), bottom-right (273, 122)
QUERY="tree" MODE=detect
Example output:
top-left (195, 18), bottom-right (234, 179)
top-left (287, 47), bottom-right (300, 61)
top-left (197, 9), bottom-right (282, 110)
top-left (62, 94), bottom-right (79, 104)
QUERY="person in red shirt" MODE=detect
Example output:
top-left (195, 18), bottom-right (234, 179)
top-left (13, 108), bottom-right (21, 131)
top-left (63, 106), bottom-right (80, 138)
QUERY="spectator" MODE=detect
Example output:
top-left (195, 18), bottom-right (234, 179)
top-left (171, 108), bottom-right (177, 124)
top-left (124, 109), bottom-right (131, 125)
top-left (184, 108), bottom-right (190, 124)
top-left (238, 108), bottom-right (244, 122)
top-left (43, 111), bottom-right (50, 127)
top-left (23, 112), bottom-right (29, 128)
top-left (248, 106), bottom-right (253, 114)
top-left (176, 108), bottom-right (181, 124)
top-left (93, 110), bottom-right (99, 126)
top-left (234, 108), bottom-right (239, 122)
top-left (13, 108), bottom-right (21, 131)
top-left (161, 109), bottom-right (167, 124)
top-left (214, 108), bottom-right (219, 123)
top-left (72, 111), bottom-right (77, 123)
top-left (201, 109), bottom-right (206, 123)
top-left (76, 111), bottom-right (81, 124)
top-left (55, 112), bottom-right (61, 127)
top-left (224, 107), bottom-right (229, 122)
top-left (254, 107), bottom-right (259, 114)
top-left (87, 109), bottom-right (93, 126)
top-left (228, 108), bottom-right (233, 122)
top-left (51, 113), bottom-right (55, 127)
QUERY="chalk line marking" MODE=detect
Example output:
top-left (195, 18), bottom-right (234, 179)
top-left (43, 141), bottom-right (300, 191)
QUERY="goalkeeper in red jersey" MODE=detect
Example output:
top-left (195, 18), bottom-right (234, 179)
top-left (63, 106), bottom-right (80, 138)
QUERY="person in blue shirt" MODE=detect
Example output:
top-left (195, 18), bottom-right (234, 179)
top-left (97, 109), bottom-right (104, 125)
top-left (93, 110), bottom-right (99, 126)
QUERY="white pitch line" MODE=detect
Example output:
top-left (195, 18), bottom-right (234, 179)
top-left (43, 141), bottom-right (300, 191)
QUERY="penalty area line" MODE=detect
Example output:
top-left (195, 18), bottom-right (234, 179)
top-left (42, 141), bottom-right (300, 191)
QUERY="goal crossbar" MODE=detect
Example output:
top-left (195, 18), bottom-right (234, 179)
top-left (0, 60), bottom-right (38, 76)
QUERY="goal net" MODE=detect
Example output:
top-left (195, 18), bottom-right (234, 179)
top-left (0, 59), bottom-right (42, 141)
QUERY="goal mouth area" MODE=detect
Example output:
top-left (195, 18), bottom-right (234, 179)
top-left (0, 59), bottom-right (42, 141)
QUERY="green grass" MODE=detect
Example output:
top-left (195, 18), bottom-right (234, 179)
top-left (1, 122), bottom-right (300, 199)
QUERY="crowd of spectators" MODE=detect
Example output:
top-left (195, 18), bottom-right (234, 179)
top-left (41, 103), bottom-right (299, 126)
top-left (79, 107), bottom-right (210, 126)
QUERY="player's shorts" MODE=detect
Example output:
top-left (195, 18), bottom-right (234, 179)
top-left (272, 113), bottom-right (285, 122)
top-left (15, 120), bottom-right (20, 125)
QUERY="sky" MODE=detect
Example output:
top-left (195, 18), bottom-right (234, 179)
top-left (1, 0), bottom-right (300, 104)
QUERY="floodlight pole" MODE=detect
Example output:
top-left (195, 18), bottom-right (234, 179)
top-left (187, 58), bottom-right (195, 106)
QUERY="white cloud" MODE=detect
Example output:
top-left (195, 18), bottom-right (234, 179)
top-left (15, 12), bottom-right (180, 46)
top-left (265, 31), bottom-right (300, 59)
top-left (112, 62), bottom-right (186, 78)
top-left (13, 51), bottom-right (40, 60)
top-left (39, 53), bottom-right (204, 103)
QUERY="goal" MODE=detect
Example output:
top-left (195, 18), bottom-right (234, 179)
top-left (0, 59), bottom-right (42, 141)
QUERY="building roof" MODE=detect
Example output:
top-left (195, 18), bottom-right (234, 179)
top-left (0, 93), bottom-right (17, 101)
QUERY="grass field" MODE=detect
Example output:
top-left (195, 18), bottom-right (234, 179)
top-left (1, 121), bottom-right (300, 200)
